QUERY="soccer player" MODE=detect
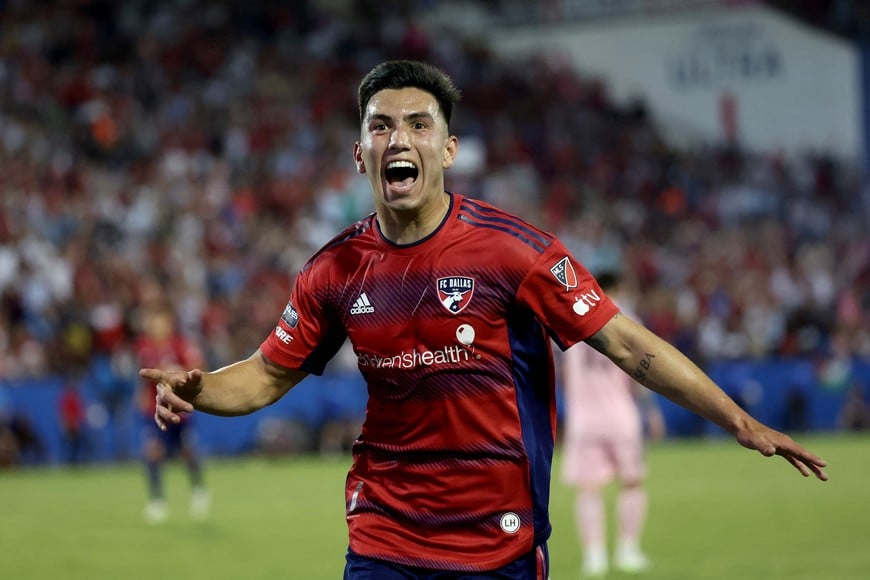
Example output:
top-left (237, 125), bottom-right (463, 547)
top-left (560, 271), bottom-right (665, 577)
top-left (135, 303), bottom-right (210, 524)
top-left (142, 60), bottom-right (828, 578)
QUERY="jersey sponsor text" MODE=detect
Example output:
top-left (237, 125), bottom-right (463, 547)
top-left (274, 325), bottom-right (293, 344)
top-left (358, 344), bottom-right (471, 369)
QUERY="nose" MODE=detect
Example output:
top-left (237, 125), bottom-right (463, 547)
top-left (389, 125), bottom-right (410, 149)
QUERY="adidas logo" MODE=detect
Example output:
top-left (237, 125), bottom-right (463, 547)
top-left (350, 293), bottom-right (375, 315)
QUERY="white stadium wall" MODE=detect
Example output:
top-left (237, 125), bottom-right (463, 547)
top-left (483, 3), bottom-right (862, 161)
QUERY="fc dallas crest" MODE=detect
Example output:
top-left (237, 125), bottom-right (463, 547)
top-left (437, 276), bottom-right (475, 313)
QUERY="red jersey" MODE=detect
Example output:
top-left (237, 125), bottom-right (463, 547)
top-left (59, 388), bottom-right (85, 431)
top-left (261, 193), bottom-right (618, 571)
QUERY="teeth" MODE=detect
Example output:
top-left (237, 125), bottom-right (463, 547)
top-left (386, 160), bottom-right (417, 170)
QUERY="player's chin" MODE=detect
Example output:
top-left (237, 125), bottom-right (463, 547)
top-left (381, 190), bottom-right (422, 211)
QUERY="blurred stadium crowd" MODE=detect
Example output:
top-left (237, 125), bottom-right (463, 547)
top-left (0, 0), bottom-right (867, 387)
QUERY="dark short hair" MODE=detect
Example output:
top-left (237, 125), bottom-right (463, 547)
top-left (357, 60), bottom-right (462, 127)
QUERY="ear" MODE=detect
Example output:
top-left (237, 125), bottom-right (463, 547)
top-left (353, 142), bottom-right (366, 174)
top-left (442, 135), bottom-right (459, 169)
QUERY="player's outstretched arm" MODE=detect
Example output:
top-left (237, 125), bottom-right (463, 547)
top-left (140, 348), bottom-right (308, 431)
top-left (586, 313), bottom-right (828, 481)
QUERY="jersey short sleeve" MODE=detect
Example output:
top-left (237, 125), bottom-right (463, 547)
top-left (259, 259), bottom-right (347, 375)
top-left (516, 239), bottom-right (619, 351)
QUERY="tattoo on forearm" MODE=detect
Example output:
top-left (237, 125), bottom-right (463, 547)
top-left (634, 353), bottom-right (656, 382)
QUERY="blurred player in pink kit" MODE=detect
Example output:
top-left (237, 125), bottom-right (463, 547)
top-left (561, 272), bottom-right (665, 577)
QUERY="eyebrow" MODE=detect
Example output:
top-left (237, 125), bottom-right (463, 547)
top-left (367, 111), bottom-right (435, 125)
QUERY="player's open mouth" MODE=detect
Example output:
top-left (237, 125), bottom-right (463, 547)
top-left (385, 160), bottom-right (418, 190)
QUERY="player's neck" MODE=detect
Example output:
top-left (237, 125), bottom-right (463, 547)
top-left (376, 191), bottom-right (451, 245)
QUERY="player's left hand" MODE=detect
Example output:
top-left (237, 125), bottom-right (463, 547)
top-left (735, 424), bottom-right (828, 481)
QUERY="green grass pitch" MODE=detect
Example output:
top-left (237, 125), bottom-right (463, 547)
top-left (1, 434), bottom-right (868, 579)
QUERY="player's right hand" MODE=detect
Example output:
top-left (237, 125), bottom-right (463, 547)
top-left (139, 368), bottom-right (204, 431)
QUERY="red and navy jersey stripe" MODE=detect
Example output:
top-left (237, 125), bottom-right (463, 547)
top-left (457, 198), bottom-right (554, 253)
